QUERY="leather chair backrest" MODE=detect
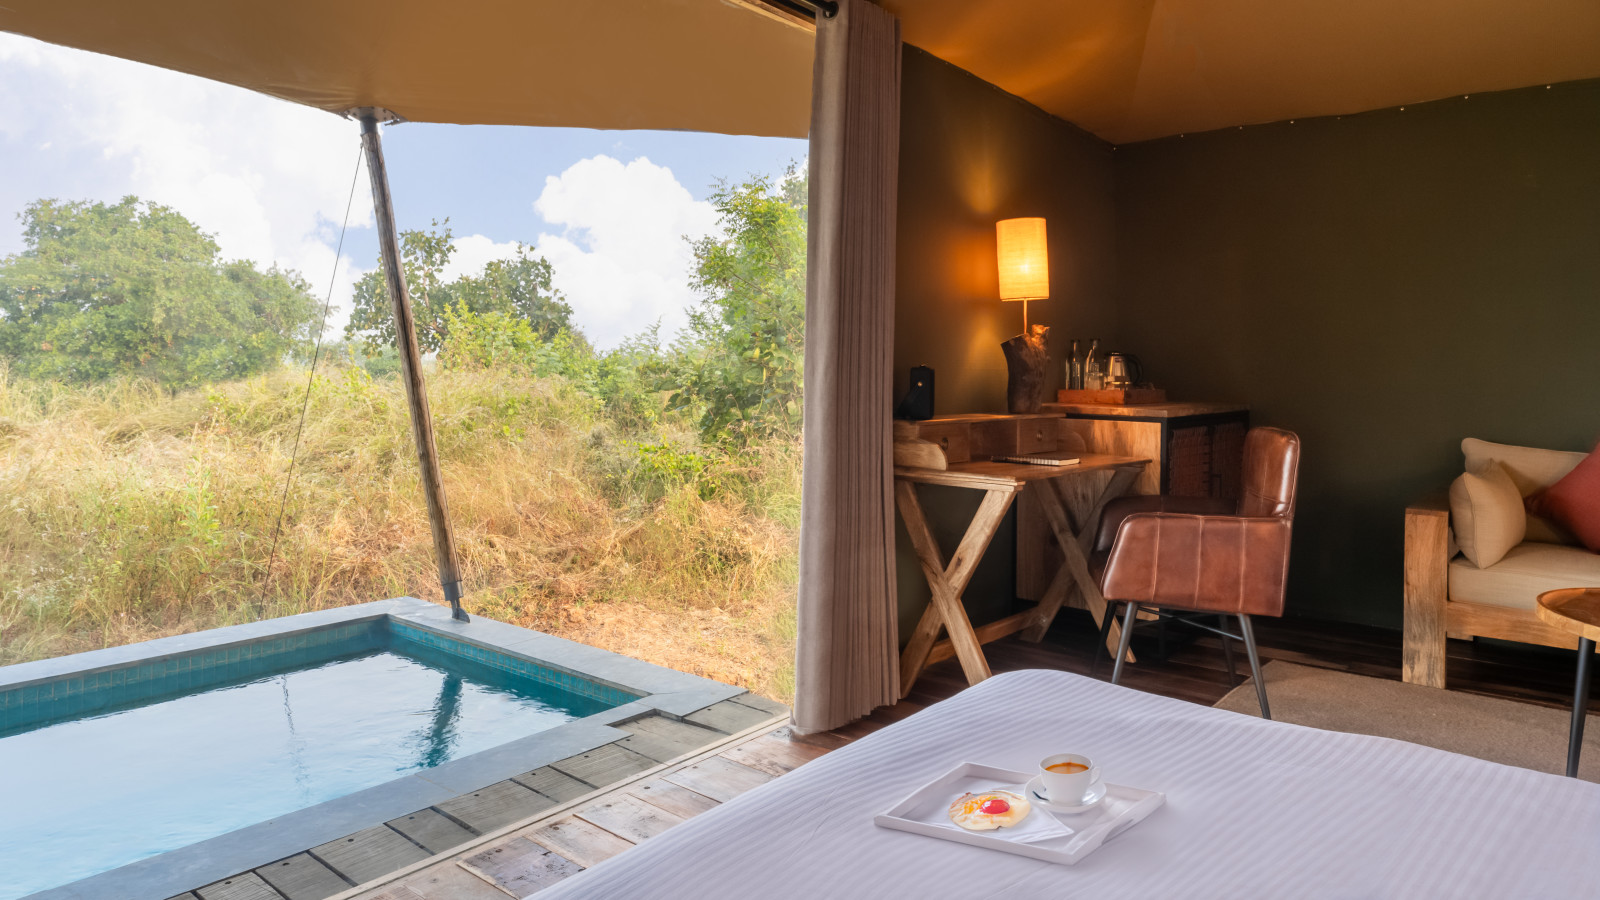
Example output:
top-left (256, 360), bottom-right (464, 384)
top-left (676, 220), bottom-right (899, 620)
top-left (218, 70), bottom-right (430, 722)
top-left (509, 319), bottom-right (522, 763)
top-left (1236, 427), bottom-right (1300, 519)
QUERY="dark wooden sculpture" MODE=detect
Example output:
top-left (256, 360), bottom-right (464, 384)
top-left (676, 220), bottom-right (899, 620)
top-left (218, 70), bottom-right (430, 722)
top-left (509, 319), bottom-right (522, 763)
top-left (1002, 324), bottom-right (1050, 413)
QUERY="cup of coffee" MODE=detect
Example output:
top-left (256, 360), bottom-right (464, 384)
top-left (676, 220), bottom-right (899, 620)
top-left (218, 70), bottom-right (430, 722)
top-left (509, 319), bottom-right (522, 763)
top-left (1039, 753), bottom-right (1101, 804)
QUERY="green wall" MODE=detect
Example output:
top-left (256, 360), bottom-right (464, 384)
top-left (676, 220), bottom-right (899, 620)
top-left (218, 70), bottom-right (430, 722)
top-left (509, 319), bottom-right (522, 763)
top-left (1114, 79), bottom-right (1600, 628)
top-left (892, 46), bottom-right (1118, 637)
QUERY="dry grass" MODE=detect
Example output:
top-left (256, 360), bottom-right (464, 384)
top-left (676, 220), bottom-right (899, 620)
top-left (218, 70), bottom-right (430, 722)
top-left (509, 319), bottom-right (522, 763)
top-left (0, 364), bottom-right (800, 701)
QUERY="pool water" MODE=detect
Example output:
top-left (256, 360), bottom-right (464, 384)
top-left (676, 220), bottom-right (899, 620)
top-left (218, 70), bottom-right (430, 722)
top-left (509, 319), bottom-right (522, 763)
top-left (0, 637), bottom-right (617, 899)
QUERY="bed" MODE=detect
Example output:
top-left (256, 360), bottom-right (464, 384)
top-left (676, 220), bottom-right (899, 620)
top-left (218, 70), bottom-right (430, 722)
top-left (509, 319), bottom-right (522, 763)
top-left (536, 670), bottom-right (1600, 898)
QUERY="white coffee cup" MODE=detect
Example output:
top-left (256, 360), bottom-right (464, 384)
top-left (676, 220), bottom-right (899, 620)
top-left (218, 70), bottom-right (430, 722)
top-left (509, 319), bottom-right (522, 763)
top-left (1039, 753), bottom-right (1101, 804)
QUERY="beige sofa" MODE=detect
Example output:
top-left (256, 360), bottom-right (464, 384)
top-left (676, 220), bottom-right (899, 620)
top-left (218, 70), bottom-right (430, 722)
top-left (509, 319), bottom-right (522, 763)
top-left (1402, 438), bottom-right (1600, 687)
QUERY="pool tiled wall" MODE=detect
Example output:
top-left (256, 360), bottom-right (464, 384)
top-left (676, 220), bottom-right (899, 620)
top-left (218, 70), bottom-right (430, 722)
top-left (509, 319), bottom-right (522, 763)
top-left (0, 621), bottom-right (381, 735)
top-left (387, 620), bottom-right (639, 708)
top-left (0, 616), bottom-right (639, 736)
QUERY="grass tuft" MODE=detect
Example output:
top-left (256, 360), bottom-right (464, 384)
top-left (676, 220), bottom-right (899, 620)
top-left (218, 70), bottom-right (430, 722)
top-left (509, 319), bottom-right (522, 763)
top-left (0, 363), bottom-right (799, 701)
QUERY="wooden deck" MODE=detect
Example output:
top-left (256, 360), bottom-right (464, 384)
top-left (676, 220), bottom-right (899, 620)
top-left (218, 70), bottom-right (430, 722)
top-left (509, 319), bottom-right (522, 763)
top-left (305, 612), bottom-right (1595, 899)
top-left (163, 696), bottom-right (789, 900)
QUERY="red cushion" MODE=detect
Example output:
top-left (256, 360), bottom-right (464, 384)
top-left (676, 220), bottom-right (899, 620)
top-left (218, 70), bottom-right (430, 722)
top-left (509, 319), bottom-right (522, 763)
top-left (1526, 440), bottom-right (1600, 553)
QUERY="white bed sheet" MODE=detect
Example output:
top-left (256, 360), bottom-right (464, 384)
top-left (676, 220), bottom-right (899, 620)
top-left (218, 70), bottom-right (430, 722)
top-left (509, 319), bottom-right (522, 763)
top-left (537, 670), bottom-right (1600, 899)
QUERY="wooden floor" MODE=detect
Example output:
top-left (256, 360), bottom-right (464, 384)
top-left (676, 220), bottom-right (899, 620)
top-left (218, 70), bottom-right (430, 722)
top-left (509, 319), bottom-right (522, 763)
top-left (347, 725), bottom-right (829, 900)
top-left (336, 611), bottom-right (1596, 898)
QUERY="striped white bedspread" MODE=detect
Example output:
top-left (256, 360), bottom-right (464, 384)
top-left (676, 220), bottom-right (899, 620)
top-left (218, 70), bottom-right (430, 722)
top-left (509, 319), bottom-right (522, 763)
top-left (538, 670), bottom-right (1600, 898)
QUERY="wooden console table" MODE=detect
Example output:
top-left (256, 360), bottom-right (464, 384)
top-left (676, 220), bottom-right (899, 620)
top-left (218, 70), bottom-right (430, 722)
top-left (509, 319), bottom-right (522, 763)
top-left (894, 415), bottom-right (1149, 695)
top-left (1018, 400), bottom-right (1248, 602)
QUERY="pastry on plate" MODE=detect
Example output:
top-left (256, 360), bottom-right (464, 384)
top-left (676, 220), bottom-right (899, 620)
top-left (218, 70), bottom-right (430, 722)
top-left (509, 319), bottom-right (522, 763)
top-left (948, 790), bottom-right (1030, 830)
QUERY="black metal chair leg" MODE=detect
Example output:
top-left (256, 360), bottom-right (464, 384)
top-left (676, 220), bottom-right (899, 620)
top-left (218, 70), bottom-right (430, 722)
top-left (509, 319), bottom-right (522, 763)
top-left (1089, 602), bottom-right (1119, 679)
top-left (1219, 614), bottom-right (1237, 686)
top-left (1568, 637), bottom-right (1593, 778)
top-left (1238, 614), bottom-right (1269, 719)
top-left (1110, 602), bottom-right (1140, 685)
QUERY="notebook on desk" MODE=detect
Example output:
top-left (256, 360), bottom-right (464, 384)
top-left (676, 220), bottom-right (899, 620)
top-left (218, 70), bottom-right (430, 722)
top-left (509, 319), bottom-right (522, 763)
top-left (991, 451), bottom-right (1081, 467)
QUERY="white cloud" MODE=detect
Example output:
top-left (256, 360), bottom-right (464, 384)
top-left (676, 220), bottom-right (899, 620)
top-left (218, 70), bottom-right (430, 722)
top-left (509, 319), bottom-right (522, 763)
top-left (442, 234), bottom-right (522, 283)
top-left (0, 34), bottom-right (371, 335)
top-left (533, 156), bottom-right (719, 350)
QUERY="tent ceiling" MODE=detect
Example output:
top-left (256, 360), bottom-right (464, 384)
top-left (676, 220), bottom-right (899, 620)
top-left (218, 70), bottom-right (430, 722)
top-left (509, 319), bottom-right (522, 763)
top-left (883, 0), bottom-right (1600, 144)
top-left (0, 0), bottom-right (816, 136)
top-left (3, 1), bottom-right (1597, 144)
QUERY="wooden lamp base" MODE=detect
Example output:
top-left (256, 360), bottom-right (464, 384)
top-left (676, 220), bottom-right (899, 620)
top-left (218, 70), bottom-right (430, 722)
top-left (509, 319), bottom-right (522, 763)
top-left (1002, 324), bottom-right (1050, 413)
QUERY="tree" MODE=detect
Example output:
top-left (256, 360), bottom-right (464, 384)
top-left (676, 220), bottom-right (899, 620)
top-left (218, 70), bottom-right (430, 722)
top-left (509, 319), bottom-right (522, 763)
top-left (0, 197), bottom-right (321, 389)
top-left (344, 220), bottom-right (575, 354)
top-left (671, 170), bottom-right (807, 443)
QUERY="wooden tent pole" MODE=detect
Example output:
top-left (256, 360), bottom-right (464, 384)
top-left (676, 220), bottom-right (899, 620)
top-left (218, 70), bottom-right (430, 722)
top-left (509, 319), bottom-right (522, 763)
top-left (356, 108), bottom-right (468, 622)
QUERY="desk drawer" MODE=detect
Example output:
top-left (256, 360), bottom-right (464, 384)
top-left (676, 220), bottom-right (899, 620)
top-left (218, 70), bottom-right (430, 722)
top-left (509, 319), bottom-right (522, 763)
top-left (1017, 419), bottom-right (1056, 454)
top-left (914, 423), bottom-right (971, 464)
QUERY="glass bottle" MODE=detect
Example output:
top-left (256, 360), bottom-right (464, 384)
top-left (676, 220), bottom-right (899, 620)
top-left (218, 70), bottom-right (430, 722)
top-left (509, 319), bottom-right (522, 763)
top-left (1067, 340), bottom-right (1083, 391)
top-left (1084, 338), bottom-right (1103, 390)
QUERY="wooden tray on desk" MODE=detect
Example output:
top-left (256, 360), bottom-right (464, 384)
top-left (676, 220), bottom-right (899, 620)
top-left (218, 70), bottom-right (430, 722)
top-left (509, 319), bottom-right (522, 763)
top-left (1058, 388), bottom-right (1167, 405)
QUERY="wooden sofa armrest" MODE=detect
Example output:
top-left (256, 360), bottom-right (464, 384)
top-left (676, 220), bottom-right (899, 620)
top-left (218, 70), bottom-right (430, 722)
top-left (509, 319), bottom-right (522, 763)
top-left (1403, 488), bottom-right (1452, 688)
top-left (1406, 492), bottom-right (1450, 517)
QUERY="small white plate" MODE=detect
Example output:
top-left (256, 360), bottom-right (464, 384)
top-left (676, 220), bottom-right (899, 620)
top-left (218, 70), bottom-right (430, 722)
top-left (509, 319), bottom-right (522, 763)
top-left (1026, 774), bottom-right (1107, 814)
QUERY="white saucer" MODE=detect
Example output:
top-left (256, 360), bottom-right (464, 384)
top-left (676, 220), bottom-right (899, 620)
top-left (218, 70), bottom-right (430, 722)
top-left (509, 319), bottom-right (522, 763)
top-left (1025, 775), bottom-right (1107, 814)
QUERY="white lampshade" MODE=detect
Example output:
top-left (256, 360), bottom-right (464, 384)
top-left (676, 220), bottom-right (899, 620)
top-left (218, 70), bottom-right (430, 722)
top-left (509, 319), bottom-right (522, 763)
top-left (996, 217), bottom-right (1049, 301)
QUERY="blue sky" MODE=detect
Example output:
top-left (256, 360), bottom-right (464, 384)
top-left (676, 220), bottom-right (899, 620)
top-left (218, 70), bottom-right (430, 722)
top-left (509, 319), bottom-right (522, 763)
top-left (0, 34), bottom-right (807, 348)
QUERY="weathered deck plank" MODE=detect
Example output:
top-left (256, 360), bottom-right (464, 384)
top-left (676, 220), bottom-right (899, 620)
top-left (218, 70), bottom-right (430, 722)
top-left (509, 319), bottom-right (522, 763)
top-left (526, 817), bottom-right (634, 868)
top-left (625, 778), bottom-right (721, 820)
top-left (311, 825), bottom-right (430, 885)
top-left (434, 780), bottom-right (556, 833)
top-left (575, 792), bottom-right (685, 843)
top-left (684, 699), bottom-right (779, 734)
top-left (617, 714), bottom-right (724, 749)
top-left (460, 836), bottom-right (582, 896)
top-left (614, 730), bottom-right (697, 763)
top-left (195, 872), bottom-right (283, 900)
top-left (358, 885), bottom-right (427, 900)
top-left (386, 808), bottom-right (478, 854)
top-left (720, 733), bottom-right (827, 777)
top-left (662, 755), bottom-right (773, 802)
top-left (379, 864), bottom-right (509, 900)
top-left (255, 853), bottom-right (349, 900)
top-left (511, 764), bottom-right (596, 801)
top-left (549, 743), bottom-right (658, 788)
top-left (729, 692), bottom-right (790, 717)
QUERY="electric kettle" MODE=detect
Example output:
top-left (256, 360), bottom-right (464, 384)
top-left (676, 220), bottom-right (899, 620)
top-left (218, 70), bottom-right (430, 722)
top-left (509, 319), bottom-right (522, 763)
top-left (1104, 352), bottom-right (1142, 388)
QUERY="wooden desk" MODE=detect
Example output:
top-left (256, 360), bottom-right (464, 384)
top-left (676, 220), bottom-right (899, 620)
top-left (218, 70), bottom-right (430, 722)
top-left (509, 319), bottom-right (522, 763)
top-left (895, 454), bottom-right (1150, 696)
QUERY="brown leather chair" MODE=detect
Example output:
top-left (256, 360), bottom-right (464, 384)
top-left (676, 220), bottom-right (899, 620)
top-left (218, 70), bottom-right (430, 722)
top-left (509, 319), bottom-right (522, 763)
top-left (1093, 426), bottom-right (1301, 718)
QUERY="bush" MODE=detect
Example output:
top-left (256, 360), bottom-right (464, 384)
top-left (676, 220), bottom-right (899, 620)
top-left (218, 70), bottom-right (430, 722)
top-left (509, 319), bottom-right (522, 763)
top-left (0, 361), bottom-right (802, 699)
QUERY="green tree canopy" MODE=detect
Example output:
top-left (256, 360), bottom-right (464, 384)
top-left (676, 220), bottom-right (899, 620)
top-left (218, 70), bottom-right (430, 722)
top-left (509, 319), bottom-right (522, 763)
top-left (0, 197), bottom-right (322, 389)
top-left (671, 170), bottom-right (807, 443)
top-left (344, 220), bottom-right (576, 354)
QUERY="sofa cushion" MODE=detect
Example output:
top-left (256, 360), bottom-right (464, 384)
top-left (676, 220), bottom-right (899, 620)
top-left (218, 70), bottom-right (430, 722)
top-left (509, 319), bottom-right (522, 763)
top-left (1462, 438), bottom-right (1585, 544)
top-left (1525, 442), bottom-right (1600, 553)
top-left (1449, 461), bottom-right (1526, 568)
top-left (1448, 542), bottom-right (1600, 610)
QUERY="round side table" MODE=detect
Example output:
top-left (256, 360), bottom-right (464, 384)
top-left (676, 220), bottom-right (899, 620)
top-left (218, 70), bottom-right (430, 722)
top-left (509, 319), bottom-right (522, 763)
top-left (1536, 588), bottom-right (1600, 778)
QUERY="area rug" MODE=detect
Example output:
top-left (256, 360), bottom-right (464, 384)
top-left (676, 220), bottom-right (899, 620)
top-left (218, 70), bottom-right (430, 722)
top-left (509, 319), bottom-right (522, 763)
top-left (1214, 660), bottom-right (1599, 783)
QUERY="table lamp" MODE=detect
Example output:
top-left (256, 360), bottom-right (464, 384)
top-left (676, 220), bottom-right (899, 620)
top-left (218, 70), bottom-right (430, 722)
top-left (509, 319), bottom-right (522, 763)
top-left (996, 217), bottom-right (1050, 413)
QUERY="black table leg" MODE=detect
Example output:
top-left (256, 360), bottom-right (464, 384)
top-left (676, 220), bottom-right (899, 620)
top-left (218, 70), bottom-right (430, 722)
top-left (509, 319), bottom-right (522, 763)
top-left (1569, 637), bottom-right (1594, 779)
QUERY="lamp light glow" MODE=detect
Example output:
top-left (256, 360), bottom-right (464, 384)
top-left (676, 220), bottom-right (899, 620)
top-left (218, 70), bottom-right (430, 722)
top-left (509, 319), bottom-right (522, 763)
top-left (996, 217), bottom-right (1049, 302)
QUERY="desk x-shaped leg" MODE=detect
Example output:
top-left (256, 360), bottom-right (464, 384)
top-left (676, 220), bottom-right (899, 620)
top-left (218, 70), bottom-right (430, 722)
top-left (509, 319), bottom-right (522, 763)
top-left (1019, 466), bottom-right (1143, 659)
top-left (896, 481), bottom-right (1016, 697)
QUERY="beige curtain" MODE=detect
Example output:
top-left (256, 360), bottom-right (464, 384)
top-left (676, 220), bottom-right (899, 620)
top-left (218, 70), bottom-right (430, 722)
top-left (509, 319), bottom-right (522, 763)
top-left (793, 0), bottom-right (902, 734)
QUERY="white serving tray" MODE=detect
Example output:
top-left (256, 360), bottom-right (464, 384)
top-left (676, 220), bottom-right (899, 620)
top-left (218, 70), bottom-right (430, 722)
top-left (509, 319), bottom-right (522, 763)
top-left (874, 762), bottom-right (1165, 865)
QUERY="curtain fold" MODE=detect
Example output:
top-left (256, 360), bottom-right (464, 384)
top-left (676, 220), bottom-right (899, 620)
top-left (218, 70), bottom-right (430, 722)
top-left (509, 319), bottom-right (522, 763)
top-left (792, 0), bottom-right (902, 735)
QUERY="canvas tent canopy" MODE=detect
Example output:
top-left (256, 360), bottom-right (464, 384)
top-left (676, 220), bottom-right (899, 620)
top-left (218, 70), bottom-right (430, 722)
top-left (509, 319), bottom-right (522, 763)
top-left (0, 0), bottom-right (817, 135)
top-left (5, 1), bottom-right (1597, 142)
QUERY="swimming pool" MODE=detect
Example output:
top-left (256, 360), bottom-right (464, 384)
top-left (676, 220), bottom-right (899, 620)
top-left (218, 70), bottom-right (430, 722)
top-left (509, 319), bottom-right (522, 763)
top-left (0, 599), bottom-right (746, 900)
